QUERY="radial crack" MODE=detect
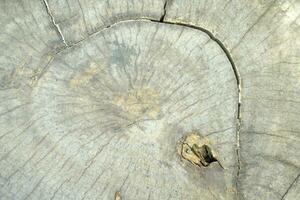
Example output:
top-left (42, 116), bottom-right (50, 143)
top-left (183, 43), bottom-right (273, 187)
top-left (160, 0), bottom-right (169, 22)
top-left (280, 173), bottom-right (300, 200)
top-left (42, 0), bottom-right (68, 47)
top-left (231, 0), bottom-right (278, 51)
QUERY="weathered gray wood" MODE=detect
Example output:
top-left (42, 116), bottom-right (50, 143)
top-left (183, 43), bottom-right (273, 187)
top-left (46, 0), bottom-right (166, 45)
top-left (0, 0), bottom-right (299, 200)
top-left (165, 0), bottom-right (300, 200)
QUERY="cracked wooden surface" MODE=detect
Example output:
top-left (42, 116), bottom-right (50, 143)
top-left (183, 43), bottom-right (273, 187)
top-left (0, 0), bottom-right (299, 199)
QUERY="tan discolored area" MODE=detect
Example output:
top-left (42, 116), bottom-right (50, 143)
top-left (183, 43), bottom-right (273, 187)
top-left (178, 132), bottom-right (223, 168)
top-left (69, 62), bottom-right (104, 88)
top-left (1, 55), bottom-right (53, 89)
top-left (113, 87), bottom-right (162, 121)
top-left (115, 191), bottom-right (122, 200)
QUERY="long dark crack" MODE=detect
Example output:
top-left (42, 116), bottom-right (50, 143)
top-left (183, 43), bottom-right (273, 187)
top-left (42, 0), bottom-right (68, 47)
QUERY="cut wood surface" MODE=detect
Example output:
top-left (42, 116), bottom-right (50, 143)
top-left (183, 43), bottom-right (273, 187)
top-left (0, 0), bottom-right (299, 200)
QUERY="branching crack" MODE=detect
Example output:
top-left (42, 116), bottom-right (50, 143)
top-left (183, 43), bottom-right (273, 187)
top-left (42, 0), bottom-right (68, 47)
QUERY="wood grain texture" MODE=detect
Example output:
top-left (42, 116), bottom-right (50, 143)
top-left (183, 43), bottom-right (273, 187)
top-left (0, 0), bottom-right (299, 200)
top-left (165, 0), bottom-right (300, 199)
top-left (46, 0), bottom-right (166, 45)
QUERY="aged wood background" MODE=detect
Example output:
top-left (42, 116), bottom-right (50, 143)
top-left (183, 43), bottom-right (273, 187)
top-left (0, 0), bottom-right (299, 199)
